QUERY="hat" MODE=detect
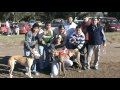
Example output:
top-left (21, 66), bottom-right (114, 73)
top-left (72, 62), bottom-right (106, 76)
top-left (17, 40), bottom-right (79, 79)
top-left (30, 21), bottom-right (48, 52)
top-left (56, 35), bottom-right (63, 40)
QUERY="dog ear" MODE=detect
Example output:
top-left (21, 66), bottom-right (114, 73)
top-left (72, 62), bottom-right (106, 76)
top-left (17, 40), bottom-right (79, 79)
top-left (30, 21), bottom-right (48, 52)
top-left (31, 53), bottom-right (34, 58)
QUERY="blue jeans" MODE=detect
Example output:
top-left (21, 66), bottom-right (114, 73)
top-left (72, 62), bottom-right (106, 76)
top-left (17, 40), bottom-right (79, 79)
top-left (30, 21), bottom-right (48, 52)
top-left (39, 45), bottom-right (45, 69)
top-left (44, 45), bottom-right (51, 68)
top-left (24, 49), bottom-right (37, 73)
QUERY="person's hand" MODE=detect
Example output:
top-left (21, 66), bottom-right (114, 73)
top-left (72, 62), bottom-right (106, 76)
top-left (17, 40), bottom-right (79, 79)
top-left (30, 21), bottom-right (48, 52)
top-left (34, 31), bottom-right (38, 36)
top-left (44, 31), bottom-right (47, 35)
top-left (41, 39), bottom-right (46, 45)
top-left (30, 48), bottom-right (33, 54)
top-left (47, 43), bottom-right (51, 47)
top-left (34, 41), bottom-right (38, 45)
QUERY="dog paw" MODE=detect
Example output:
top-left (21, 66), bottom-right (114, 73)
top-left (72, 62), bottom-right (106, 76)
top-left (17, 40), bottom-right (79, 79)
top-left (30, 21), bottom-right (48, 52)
top-left (10, 75), bottom-right (13, 78)
top-left (62, 76), bottom-right (66, 78)
top-left (25, 73), bottom-right (29, 76)
top-left (77, 70), bottom-right (81, 72)
top-left (29, 76), bottom-right (33, 78)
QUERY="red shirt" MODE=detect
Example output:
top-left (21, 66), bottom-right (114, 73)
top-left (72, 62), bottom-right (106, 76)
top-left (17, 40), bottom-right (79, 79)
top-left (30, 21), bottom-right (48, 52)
top-left (57, 49), bottom-right (69, 55)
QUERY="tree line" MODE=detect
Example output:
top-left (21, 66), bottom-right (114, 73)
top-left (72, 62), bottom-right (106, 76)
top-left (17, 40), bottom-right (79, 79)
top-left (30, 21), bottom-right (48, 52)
top-left (0, 12), bottom-right (119, 22)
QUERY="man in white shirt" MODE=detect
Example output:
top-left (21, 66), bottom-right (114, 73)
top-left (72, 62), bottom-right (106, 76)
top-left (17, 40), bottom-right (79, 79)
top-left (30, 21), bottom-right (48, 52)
top-left (64, 16), bottom-right (77, 49)
top-left (64, 16), bottom-right (77, 39)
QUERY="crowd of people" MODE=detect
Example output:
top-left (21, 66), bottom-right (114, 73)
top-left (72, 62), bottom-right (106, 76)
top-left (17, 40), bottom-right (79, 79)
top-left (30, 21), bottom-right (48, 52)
top-left (24, 15), bottom-right (106, 78)
top-left (0, 21), bottom-right (20, 36)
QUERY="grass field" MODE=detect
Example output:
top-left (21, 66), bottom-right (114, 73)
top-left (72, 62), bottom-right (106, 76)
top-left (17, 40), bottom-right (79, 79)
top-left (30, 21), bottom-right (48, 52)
top-left (0, 35), bottom-right (25, 43)
top-left (0, 32), bottom-right (120, 43)
top-left (105, 32), bottom-right (120, 43)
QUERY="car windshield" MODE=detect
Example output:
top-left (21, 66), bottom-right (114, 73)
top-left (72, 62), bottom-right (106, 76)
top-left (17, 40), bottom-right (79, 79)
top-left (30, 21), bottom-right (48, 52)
top-left (26, 23), bottom-right (31, 26)
top-left (52, 19), bottom-right (64, 24)
top-left (110, 20), bottom-right (119, 24)
top-left (19, 23), bottom-right (25, 27)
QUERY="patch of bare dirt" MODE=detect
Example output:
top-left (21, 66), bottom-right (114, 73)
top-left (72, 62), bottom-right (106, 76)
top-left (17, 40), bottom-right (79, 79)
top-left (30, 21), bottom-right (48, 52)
top-left (0, 41), bottom-right (120, 78)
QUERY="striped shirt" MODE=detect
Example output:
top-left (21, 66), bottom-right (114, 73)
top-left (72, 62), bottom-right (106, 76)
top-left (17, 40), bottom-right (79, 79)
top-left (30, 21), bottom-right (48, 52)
top-left (69, 31), bottom-right (85, 49)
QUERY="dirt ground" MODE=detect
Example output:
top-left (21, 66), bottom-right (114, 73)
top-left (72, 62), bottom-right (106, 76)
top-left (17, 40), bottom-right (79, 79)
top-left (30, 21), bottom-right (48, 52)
top-left (0, 35), bottom-right (120, 78)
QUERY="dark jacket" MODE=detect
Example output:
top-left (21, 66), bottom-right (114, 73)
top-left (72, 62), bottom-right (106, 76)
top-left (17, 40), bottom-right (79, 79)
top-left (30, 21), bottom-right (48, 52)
top-left (81, 21), bottom-right (91, 41)
top-left (87, 24), bottom-right (106, 45)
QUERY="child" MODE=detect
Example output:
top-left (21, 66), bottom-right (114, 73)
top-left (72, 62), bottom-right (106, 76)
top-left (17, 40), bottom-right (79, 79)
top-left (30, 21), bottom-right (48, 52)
top-left (69, 24), bottom-right (85, 69)
top-left (69, 24), bottom-right (85, 50)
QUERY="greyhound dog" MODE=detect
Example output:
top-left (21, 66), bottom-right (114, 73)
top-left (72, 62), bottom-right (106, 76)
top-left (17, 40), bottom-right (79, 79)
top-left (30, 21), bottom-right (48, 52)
top-left (8, 50), bottom-right (40, 78)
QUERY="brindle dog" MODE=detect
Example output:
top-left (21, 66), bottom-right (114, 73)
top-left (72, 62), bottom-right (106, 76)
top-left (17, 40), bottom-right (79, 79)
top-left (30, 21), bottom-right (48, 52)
top-left (51, 48), bottom-right (81, 77)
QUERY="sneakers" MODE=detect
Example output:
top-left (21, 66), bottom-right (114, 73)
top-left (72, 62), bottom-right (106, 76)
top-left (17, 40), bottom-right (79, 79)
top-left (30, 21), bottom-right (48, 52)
top-left (86, 66), bottom-right (91, 70)
top-left (93, 66), bottom-right (98, 70)
top-left (81, 66), bottom-right (87, 70)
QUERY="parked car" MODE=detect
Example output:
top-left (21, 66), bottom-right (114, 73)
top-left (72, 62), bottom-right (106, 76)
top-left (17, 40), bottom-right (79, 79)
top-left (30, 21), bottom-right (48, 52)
top-left (0, 23), bottom-right (8, 34)
top-left (51, 18), bottom-right (65, 27)
top-left (74, 17), bottom-right (83, 25)
top-left (29, 20), bottom-right (36, 26)
top-left (104, 19), bottom-right (120, 32)
top-left (19, 22), bottom-right (31, 34)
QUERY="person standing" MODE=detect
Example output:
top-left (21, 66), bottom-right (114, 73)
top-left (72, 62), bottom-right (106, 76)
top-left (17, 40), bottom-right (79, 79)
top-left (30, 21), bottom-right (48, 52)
top-left (39, 21), bottom-right (53, 69)
top-left (86, 18), bottom-right (106, 70)
top-left (64, 16), bottom-right (77, 49)
top-left (80, 17), bottom-right (91, 70)
top-left (24, 23), bottom-right (40, 75)
top-left (37, 24), bottom-right (44, 70)
top-left (69, 24), bottom-right (85, 69)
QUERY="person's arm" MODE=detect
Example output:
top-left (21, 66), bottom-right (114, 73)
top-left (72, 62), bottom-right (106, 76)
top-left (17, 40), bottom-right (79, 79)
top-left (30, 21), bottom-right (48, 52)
top-left (24, 31), bottom-right (34, 53)
top-left (43, 35), bottom-right (51, 38)
top-left (31, 38), bottom-right (38, 47)
top-left (24, 31), bottom-right (32, 50)
top-left (38, 32), bottom-right (45, 45)
top-left (69, 33), bottom-right (76, 44)
top-left (62, 34), bottom-right (67, 45)
top-left (77, 33), bottom-right (85, 49)
top-left (50, 37), bottom-right (55, 45)
top-left (101, 27), bottom-right (106, 47)
top-left (25, 31), bottom-right (38, 49)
